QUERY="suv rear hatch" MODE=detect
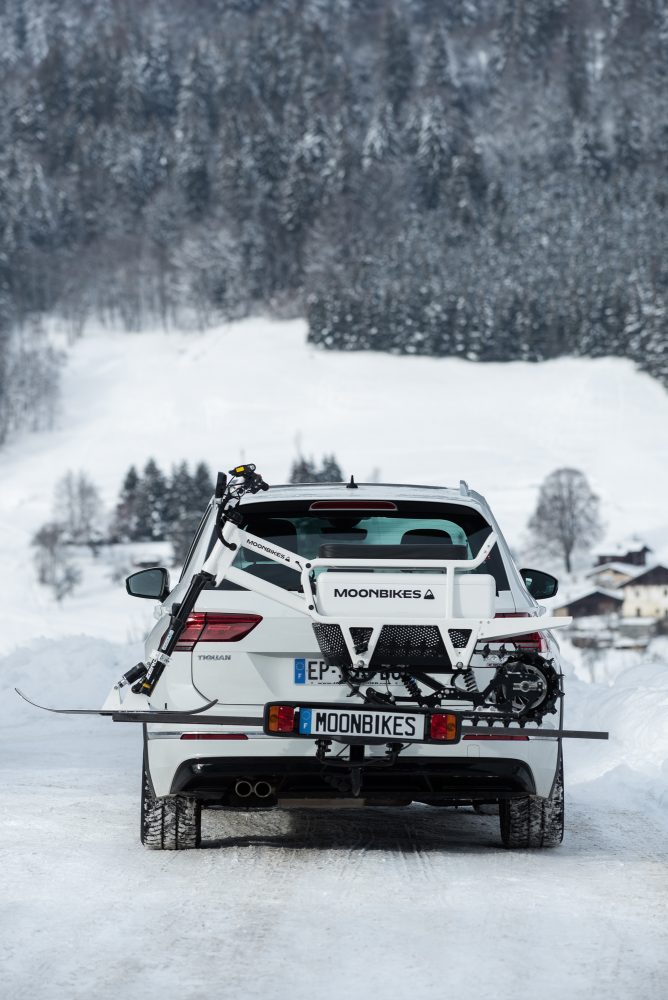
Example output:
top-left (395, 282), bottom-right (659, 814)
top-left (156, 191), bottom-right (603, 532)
top-left (185, 498), bottom-right (515, 706)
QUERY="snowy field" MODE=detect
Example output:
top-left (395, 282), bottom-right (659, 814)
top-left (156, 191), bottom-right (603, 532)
top-left (1, 319), bottom-right (668, 998)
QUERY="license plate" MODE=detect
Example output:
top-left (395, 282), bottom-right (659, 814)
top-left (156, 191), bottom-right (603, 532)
top-left (293, 658), bottom-right (405, 688)
top-left (298, 707), bottom-right (425, 742)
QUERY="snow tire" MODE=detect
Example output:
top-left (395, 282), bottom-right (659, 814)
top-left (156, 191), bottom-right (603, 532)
top-left (141, 761), bottom-right (201, 850)
top-left (499, 760), bottom-right (564, 849)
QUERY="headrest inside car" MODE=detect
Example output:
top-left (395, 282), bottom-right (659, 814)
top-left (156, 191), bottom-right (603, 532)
top-left (244, 518), bottom-right (298, 555)
top-left (318, 543), bottom-right (468, 560)
top-left (401, 528), bottom-right (453, 544)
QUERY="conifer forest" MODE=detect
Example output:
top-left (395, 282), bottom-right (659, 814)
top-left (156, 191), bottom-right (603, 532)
top-left (1, 0), bottom-right (667, 444)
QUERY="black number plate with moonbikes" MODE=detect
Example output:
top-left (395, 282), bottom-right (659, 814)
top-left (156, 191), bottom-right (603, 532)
top-left (263, 703), bottom-right (463, 744)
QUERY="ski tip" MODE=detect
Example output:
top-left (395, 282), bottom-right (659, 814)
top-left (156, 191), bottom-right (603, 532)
top-left (14, 688), bottom-right (54, 712)
top-left (13, 688), bottom-right (219, 716)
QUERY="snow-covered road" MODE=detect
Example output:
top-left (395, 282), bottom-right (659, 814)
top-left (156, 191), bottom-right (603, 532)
top-left (2, 655), bottom-right (667, 1000)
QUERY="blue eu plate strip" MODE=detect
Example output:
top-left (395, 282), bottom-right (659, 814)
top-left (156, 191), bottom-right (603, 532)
top-left (294, 658), bottom-right (306, 684)
top-left (299, 708), bottom-right (312, 734)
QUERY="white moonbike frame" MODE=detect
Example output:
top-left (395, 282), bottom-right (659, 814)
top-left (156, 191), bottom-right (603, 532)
top-left (198, 520), bottom-right (572, 671)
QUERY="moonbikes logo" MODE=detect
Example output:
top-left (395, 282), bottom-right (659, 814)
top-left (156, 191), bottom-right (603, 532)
top-left (243, 536), bottom-right (291, 563)
top-left (333, 587), bottom-right (436, 599)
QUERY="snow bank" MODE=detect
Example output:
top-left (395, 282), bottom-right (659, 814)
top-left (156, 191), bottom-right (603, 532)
top-left (0, 635), bottom-right (141, 731)
top-left (560, 639), bottom-right (668, 815)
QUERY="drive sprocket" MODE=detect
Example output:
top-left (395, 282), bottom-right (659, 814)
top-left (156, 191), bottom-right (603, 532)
top-left (485, 651), bottom-right (561, 724)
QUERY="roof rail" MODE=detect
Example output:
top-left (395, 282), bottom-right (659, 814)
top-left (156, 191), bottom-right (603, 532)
top-left (459, 479), bottom-right (470, 497)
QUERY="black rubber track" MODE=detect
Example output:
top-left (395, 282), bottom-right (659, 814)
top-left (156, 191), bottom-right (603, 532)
top-left (141, 762), bottom-right (201, 850)
top-left (499, 760), bottom-right (564, 849)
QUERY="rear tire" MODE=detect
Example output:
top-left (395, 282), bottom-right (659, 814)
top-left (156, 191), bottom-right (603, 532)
top-left (499, 761), bottom-right (564, 849)
top-left (141, 761), bottom-right (201, 850)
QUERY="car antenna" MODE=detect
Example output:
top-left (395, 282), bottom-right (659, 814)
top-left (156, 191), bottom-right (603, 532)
top-left (346, 475), bottom-right (358, 489)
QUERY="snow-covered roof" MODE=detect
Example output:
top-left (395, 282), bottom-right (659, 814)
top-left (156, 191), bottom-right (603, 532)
top-left (555, 587), bottom-right (623, 608)
top-left (618, 565), bottom-right (668, 588)
top-left (587, 562), bottom-right (646, 580)
top-left (593, 538), bottom-right (652, 558)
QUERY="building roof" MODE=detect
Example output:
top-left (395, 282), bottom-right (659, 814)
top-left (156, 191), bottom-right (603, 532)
top-left (555, 587), bottom-right (624, 609)
top-left (586, 562), bottom-right (646, 580)
top-left (619, 565), bottom-right (668, 588)
top-left (594, 537), bottom-right (652, 557)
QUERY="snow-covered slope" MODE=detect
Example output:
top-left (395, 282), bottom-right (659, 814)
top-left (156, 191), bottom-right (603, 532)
top-left (3, 317), bottom-right (668, 546)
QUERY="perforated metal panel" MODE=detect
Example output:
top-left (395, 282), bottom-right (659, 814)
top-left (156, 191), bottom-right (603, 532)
top-left (312, 624), bottom-right (373, 667)
top-left (448, 628), bottom-right (472, 649)
top-left (312, 623), bottom-right (451, 670)
top-left (374, 625), bottom-right (449, 667)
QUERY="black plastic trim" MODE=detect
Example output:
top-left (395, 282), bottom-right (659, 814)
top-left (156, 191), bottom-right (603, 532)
top-left (170, 755), bottom-right (536, 802)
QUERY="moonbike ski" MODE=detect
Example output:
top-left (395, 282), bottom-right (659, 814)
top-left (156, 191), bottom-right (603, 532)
top-left (18, 463), bottom-right (608, 758)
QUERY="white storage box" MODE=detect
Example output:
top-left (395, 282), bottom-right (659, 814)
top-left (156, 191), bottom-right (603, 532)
top-left (316, 571), bottom-right (495, 619)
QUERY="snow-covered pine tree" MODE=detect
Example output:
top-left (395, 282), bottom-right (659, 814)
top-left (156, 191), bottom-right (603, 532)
top-left (289, 456), bottom-right (319, 484)
top-left (319, 455), bottom-right (343, 482)
top-left (192, 461), bottom-right (214, 512)
top-left (134, 459), bottom-right (168, 541)
top-left (112, 465), bottom-right (140, 542)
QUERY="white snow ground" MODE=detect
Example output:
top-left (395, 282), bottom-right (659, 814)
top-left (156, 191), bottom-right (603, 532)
top-left (1, 319), bottom-right (668, 998)
top-left (1, 637), bottom-right (667, 1000)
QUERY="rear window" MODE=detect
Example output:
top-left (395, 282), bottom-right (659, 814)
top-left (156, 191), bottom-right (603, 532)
top-left (204, 500), bottom-right (510, 594)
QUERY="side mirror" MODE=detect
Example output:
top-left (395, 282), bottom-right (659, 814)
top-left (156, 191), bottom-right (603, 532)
top-left (520, 567), bottom-right (558, 600)
top-left (125, 567), bottom-right (171, 601)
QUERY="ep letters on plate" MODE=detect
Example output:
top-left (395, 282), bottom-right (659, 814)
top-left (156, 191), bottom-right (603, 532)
top-left (294, 658), bottom-right (404, 686)
top-left (299, 707), bottom-right (425, 740)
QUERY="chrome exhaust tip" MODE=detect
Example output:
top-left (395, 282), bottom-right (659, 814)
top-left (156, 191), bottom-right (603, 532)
top-left (234, 779), bottom-right (254, 798)
top-left (254, 780), bottom-right (273, 799)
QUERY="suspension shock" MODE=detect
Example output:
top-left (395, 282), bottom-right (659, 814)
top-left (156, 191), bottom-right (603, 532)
top-left (463, 666), bottom-right (479, 693)
top-left (402, 674), bottom-right (421, 701)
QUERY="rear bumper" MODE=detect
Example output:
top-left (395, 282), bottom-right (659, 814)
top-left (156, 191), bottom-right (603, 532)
top-left (169, 755), bottom-right (537, 804)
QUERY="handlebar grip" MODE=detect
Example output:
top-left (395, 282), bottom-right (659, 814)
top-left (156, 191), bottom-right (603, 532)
top-left (215, 472), bottom-right (228, 498)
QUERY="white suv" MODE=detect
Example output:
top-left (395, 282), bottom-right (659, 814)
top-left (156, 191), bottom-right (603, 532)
top-left (118, 475), bottom-right (571, 850)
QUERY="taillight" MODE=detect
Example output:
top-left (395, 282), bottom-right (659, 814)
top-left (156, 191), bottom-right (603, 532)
top-left (492, 613), bottom-right (545, 652)
top-left (175, 612), bottom-right (262, 651)
top-left (429, 713), bottom-right (459, 742)
top-left (267, 705), bottom-right (296, 733)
